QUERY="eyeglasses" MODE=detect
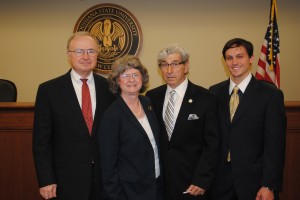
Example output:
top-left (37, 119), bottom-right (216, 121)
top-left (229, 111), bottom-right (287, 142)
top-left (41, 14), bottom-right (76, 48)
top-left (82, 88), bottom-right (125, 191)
top-left (68, 49), bottom-right (98, 57)
top-left (120, 73), bottom-right (140, 79)
top-left (159, 61), bottom-right (185, 69)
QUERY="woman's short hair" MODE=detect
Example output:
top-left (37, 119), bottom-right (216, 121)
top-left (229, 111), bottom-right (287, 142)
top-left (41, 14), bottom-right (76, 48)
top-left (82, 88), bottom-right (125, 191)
top-left (157, 43), bottom-right (190, 66)
top-left (108, 55), bottom-right (149, 95)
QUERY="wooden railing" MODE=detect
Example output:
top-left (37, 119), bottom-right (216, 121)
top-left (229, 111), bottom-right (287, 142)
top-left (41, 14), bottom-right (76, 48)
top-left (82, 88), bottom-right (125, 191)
top-left (0, 102), bottom-right (299, 200)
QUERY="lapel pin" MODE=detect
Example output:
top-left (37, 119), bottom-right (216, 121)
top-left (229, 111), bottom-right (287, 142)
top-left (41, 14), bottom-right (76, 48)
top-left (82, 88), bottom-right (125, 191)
top-left (188, 99), bottom-right (193, 103)
top-left (148, 106), bottom-right (152, 110)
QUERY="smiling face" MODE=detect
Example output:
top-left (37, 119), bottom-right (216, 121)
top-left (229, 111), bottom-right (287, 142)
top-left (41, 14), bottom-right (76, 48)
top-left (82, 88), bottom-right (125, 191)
top-left (67, 35), bottom-right (98, 78)
top-left (224, 46), bottom-right (254, 84)
top-left (118, 68), bottom-right (143, 96)
top-left (160, 53), bottom-right (189, 89)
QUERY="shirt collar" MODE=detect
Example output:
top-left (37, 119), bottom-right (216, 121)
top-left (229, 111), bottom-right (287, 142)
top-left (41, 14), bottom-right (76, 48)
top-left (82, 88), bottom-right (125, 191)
top-left (71, 69), bottom-right (94, 83)
top-left (229, 73), bottom-right (252, 95)
top-left (166, 77), bottom-right (188, 98)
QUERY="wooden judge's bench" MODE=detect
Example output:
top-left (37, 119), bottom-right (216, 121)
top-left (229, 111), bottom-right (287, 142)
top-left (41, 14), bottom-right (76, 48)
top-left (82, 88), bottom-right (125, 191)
top-left (0, 102), bottom-right (300, 200)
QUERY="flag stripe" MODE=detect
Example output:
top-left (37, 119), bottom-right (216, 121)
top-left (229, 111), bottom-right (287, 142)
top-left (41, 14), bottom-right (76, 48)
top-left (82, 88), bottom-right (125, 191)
top-left (255, 0), bottom-right (280, 88)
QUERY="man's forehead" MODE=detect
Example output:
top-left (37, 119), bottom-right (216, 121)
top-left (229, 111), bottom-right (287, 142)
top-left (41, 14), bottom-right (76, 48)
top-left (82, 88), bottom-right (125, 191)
top-left (226, 46), bottom-right (247, 55)
top-left (164, 53), bottom-right (181, 61)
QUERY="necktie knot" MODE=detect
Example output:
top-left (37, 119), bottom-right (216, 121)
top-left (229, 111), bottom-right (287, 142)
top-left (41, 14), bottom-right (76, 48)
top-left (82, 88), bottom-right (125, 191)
top-left (81, 78), bottom-right (88, 84)
top-left (169, 90), bottom-right (176, 101)
top-left (233, 85), bottom-right (239, 95)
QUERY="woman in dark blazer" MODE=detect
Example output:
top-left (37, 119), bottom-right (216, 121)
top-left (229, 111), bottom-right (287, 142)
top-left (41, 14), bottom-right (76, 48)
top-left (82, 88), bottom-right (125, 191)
top-left (97, 55), bottom-right (164, 200)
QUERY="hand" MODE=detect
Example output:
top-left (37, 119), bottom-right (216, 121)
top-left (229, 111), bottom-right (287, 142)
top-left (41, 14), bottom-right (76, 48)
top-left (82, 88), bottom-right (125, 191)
top-left (39, 184), bottom-right (57, 199)
top-left (184, 184), bottom-right (206, 196)
top-left (255, 186), bottom-right (274, 200)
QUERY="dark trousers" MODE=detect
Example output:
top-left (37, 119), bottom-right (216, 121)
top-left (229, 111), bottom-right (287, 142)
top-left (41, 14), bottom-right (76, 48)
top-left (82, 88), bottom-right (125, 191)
top-left (211, 163), bottom-right (238, 200)
top-left (156, 176), bottom-right (165, 200)
top-left (211, 162), bottom-right (279, 200)
top-left (89, 164), bottom-right (96, 200)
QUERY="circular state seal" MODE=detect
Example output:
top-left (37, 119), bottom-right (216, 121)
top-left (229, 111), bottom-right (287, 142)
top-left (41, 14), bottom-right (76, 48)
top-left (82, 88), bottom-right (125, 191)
top-left (74, 3), bottom-right (143, 74)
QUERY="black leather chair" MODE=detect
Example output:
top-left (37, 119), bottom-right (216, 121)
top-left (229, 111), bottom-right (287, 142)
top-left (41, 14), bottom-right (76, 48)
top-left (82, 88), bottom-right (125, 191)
top-left (0, 79), bottom-right (17, 102)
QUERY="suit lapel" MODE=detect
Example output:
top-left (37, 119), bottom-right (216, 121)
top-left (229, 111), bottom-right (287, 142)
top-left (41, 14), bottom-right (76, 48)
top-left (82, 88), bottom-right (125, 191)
top-left (219, 80), bottom-right (231, 125)
top-left (169, 82), bottom-right (195, 143)
top-left (60, 72), bottom-right (89, 135)
top-left (232, 76), bottom-right (259, 124)
top-left (154, 86), bottom-right (167, 123)
top-left (142, 97), bottom-right (160, 146)
top-left (92, 74), bottom-right (106, 135)
top-left (118, 96), bottom-right (148, 136)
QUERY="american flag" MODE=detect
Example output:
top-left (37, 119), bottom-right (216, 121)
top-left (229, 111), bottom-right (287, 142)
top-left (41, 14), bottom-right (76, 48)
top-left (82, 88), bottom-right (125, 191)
top-left (255, 0), bottom-right (280, 88)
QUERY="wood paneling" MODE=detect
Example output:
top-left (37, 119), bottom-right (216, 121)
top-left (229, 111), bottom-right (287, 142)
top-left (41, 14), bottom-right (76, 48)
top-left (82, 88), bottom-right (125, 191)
top-left (0, 103), bottom-right (42, 200)
top-left (280, 101), bottom-right (300, 200)
top-left (0, 102), bottom-right (299, 200)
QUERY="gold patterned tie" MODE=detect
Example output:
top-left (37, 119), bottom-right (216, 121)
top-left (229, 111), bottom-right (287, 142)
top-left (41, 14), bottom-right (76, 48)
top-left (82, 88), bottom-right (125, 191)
top-left (228, 85), bottom-right (240, 162)
top-left (230, 86), bottom-right (240, 121)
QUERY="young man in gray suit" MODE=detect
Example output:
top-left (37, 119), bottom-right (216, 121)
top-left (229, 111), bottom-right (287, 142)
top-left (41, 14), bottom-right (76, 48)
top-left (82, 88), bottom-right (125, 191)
top-left (147, 43), bottom-right (219, 200)
top-left (209, 38), bottom-right (286, 200)
top-left (32, 32), bottom-right (114, 200)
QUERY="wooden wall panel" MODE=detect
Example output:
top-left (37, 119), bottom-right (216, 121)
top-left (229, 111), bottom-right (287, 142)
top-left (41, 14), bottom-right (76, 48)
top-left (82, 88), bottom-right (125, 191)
top-left (280, 102), bottom-right (300, 200)
top-left (0, 103), bottom-right (42, 200)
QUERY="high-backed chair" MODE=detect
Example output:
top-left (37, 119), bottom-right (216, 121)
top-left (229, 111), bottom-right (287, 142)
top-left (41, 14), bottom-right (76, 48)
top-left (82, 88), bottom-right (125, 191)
top-left (0, 79), bottom-right (17, 102)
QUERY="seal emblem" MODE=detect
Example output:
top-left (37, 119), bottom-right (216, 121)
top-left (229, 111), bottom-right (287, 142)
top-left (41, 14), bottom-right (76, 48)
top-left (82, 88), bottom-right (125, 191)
top-left (74, 3), bottom-right (143, 74)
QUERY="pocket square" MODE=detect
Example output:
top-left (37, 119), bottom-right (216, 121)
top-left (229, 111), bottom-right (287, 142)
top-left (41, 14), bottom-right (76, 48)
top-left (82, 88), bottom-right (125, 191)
top-left (188, 114), bottom-right (199, 120)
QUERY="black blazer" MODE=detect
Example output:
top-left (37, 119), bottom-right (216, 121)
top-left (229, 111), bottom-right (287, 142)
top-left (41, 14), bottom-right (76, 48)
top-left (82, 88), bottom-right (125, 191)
top-left (147, 80), bottom-right (219, 200)
top-left (209, 76), bottom-right (286, 199)
top-left (98, 95), bottom-right (162, 200)
top-left (32, 71), bottom-right (114, 200)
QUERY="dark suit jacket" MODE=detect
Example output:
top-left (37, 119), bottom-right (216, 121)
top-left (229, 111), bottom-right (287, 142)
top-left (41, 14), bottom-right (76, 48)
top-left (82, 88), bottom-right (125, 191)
top-left (146, 80), bottom-right (219, 200)
top-left (209, 76), bottom-right (286, 199)
top-left (97, 95), bottom-right (162, 200)
top-left (32, 71), bottom-right (114, 200)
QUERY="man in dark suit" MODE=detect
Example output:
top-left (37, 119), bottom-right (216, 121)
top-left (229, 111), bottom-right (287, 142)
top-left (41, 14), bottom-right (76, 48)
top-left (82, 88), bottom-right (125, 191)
top-left (146, 43), bottom-right (219, 200)
top-left (32, 32), bottom-right (114, 200)
top-left (209, 38), bottom-right (286, 200)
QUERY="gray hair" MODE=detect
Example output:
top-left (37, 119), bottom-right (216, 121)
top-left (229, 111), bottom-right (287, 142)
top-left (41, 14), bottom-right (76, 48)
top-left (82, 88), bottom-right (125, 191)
top-left (108, 55), bottom-right (149, 95)
top-left (157, 43), bottom-right (190, 66)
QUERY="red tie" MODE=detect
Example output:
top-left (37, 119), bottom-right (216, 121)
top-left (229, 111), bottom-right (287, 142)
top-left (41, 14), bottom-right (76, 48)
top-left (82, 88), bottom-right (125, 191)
top-left (81, 79), bottom-right (93, 135)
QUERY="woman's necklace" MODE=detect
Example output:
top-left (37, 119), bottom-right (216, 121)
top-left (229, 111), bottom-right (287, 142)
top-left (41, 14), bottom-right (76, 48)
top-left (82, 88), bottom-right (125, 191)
top-left (133, 100), bottom-right (142, 116)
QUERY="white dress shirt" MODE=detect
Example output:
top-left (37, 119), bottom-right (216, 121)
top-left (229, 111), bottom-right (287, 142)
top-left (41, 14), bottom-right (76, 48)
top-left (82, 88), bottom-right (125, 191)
top-left (138, 115), bottom-right (160, 178)
top-left (229, 73), bottom-right (252, 95)
top-left (163, 78), bottom-right (188, 128)
top-left (70, 69), bottom-right (96, 118)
